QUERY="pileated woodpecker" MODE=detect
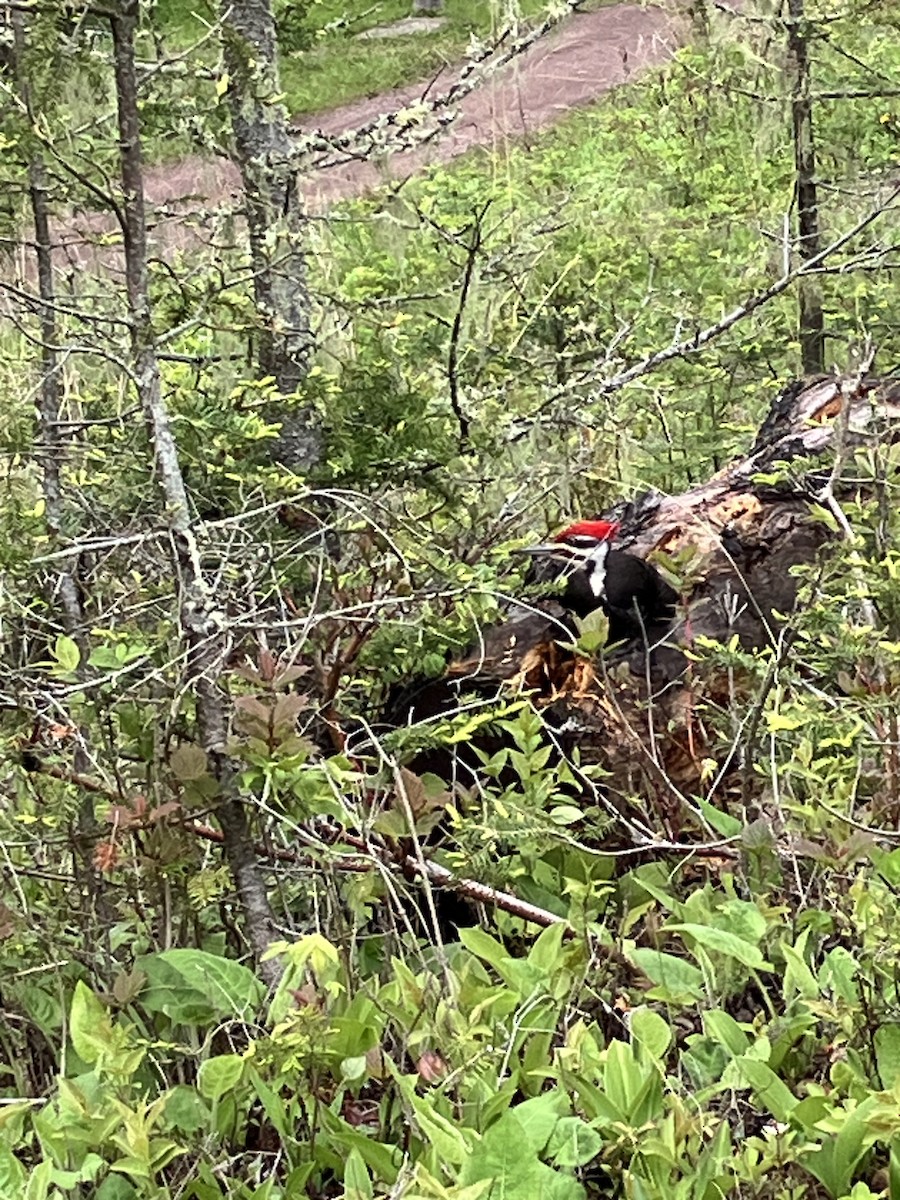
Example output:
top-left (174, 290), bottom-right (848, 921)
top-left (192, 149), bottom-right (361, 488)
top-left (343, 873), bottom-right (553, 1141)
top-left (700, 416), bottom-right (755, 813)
top-left (519, 519), bottom-right (678, 645)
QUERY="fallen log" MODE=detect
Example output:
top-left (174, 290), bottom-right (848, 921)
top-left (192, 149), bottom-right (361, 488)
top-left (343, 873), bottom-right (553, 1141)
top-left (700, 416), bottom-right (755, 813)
top-left (385, 372), bottom-right (900, 837)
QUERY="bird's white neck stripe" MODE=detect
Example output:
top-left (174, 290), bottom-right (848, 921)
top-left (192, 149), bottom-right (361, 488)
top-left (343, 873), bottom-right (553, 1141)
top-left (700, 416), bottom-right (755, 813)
top-left (587, 541), bottom-right (609, 597)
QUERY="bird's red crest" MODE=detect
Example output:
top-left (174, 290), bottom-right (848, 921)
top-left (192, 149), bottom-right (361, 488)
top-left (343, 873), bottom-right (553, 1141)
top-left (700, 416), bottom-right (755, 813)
top-left (555, 519), bottom-right (619, 544)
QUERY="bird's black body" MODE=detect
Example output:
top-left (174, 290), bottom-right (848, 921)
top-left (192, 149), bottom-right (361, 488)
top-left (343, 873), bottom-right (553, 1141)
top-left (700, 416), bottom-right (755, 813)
top-left (560, 548), bottom-right (677, 640)
top-left (521, 520), bottom-right (677, 645)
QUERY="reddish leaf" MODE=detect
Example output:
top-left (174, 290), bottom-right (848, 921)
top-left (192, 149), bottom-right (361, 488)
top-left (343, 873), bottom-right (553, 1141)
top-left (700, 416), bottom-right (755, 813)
top-left (105, 795), bottom-right (147, 829)
top-left (0, 903), bottom-right (18, 939)
top-left (147, 800), bottom-right (182, 824)
top-left (417, 1050), bottom-right (448, 1083)
top-left (271, 692), bottom-right (307, 736)
top-left (93, 842), bottom-right (120, 873)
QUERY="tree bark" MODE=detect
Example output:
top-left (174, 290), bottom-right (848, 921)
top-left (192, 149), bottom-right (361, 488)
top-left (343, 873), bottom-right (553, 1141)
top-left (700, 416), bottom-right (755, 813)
top-left (110, 0), bottom-right (281, 985)
top-left (219, 0), bottom-right (320, 471)
top-left (786, 0), bottom-right (825, 373)
top-left (11, 8), bottom-right (103, 909)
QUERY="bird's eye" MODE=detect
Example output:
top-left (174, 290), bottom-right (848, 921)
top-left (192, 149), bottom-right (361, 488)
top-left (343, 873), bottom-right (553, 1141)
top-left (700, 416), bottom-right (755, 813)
top-left (566, 535), bottom-right (597, 548)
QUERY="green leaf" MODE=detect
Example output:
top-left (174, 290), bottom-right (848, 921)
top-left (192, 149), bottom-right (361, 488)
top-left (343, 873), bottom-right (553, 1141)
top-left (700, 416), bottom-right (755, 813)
top-left (780, 931), bottom-right (820, 1000)
top-left (411, 1096), bottom-right (475, 1166)
top-left (511, 1093), bottom-right (568, 1153)
top-left (888, 1139), bottom-right (900, 1200)
top-left (628, 949), bottom-right (705, 1002)
top-left (69, 981), bottom-right (113, 1067)
top-left (696, 797), bottom-right (743, 836)
top-left (198, 1054), bottom-right (245, 1102)
top-left (549, 805), bottom-right (584, 825)
top-left (703, 1009), bottom-right (750, 1057)
top-left (875, 1025), bottom-right (900, 1088)
top-left (603, 1040), bottom-right (642, 1117)
top-left (164, 1086), bottom-right (210, 1134)
top-left (53, 634), bottom-right (80, 674)
top-left (0, 1145), bottom-right (27, 1200)
top-left (459, 1106), bottom-right (585, 1200)
top-left (547, 1116), bottom-right (604, 1168)
top-left (730, 1057), bottom-right (797, 1123)
top-left (630, 1007), bottom-right (671, 1062)
top-left (95, 1176), bottom-right (138, 1200)
top-left (344, 1148), bottom-right (373, 1200)
top-left (577, 608), bottom-right (610, 644)
top-left (136, 949), bottom-right (265, 1027)
top-left (527, 923), bottom-right (567, 974)
top-left (458, 927), bottom-right (512, 974)
top-left (667, 923), bottom-right (772, 969)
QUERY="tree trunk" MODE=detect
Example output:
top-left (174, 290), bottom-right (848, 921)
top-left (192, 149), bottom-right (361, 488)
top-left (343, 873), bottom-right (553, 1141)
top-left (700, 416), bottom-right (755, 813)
top-left (11, 8), bottom-right (104, 912)
top-left (219, 0), bottom-right (320, 471)
top-left (786, 0), bottom-right (825, 373)
top-left (110, 0), bottom-right (281, 985)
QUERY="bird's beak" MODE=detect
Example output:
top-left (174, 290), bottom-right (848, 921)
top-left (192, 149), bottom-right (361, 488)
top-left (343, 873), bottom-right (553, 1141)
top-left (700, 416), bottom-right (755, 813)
top-left (514, 543), bottom-right (560, 557)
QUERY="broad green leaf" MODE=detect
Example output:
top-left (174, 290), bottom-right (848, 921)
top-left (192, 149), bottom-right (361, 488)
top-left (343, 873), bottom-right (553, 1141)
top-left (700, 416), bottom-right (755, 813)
top-left (628, 949), bottom-right (705, 1002)
top-left (344, 1148), bottom-right (373, 1200)
top-left (875, 1025), bottom-right (900, 1088)
top-left (549, 805), bottom-right (584, 825)
top-left (630, 1007), bottom-right (671, 1062)
top-left (95, 1171), bottom-right (139, 1198)
top-left (604, 1040), bottom-right (644, 1118)
top-left (458, 927), bottom-right (513, 973)
top-left (511, 1093), bottom-right (568, 1152)
top-left (821, 948), bottom-right (860, 1004)
top-left (53, 634), bottom-right (80, 673)
top-left (319, 1115), bottom-right (401, 1184)
top-left (197, 1054), bottom-right (244, 1102)
top-left (696, 797), bottom-right (743, 836)
top-left (459, 1108), bottom-right (585, 1200)
top-left (730, 1057), bottom-right (797, 1123)
top-left (567, 1073), bottom-right (626, 1127)
top-left (69, 981), bottom-right (114, 1067)
top-left (547, 1117), bottom-right (603, 1168)
top-left (341, 1055), bottom-right (368, 1082)
top-left (527, 922), bottom-right (567, 974)
top-left (164, 1086), bottom-right (210, 1135)
top-left (889, 1139), bottom-right (900, 1200)
top-left (411, 1096), bottom-right (475, 1166)
top-left (136, 949), bottom-right (265, 1027)
top-left (0, 1145), bottom-right (27, 1200)
top-left (629, 867), bottom-right (680, 913)
top-left (703, 1010), bottom-right (750, 1057)
top-left (668, 923), bottom-right (772, 970)
top-left (780, 931), bottom-right (820, 1000)
top-left (802, 1102), bottom-right (874, 1200)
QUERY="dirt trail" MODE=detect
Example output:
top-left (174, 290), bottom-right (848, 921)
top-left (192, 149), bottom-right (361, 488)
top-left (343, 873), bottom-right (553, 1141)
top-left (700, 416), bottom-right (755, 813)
top-left (52, 4), bottom-right (676, 267)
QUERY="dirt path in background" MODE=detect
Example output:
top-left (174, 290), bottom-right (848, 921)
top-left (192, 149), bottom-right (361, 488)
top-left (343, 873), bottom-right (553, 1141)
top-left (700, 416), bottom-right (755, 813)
top-left (50, 4), bottom-right (677, 268)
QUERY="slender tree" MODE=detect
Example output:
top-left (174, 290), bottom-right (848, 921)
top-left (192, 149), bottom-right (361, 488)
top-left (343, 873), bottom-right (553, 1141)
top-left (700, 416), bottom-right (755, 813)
top-left (785, 0), bottom-right (825, 372)
top-left (109, 0), bottom-right (281, 983)
top-left (10, 7), bottom-right (103, 914)
top-left (218, 0), bottom-right (320, 470)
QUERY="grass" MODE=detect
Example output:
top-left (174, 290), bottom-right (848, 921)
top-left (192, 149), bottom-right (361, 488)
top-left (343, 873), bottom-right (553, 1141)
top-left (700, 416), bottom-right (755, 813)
top-left (154, 0), bottom-right (595, 117)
